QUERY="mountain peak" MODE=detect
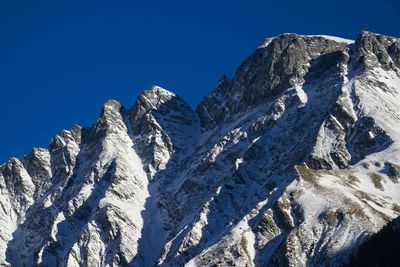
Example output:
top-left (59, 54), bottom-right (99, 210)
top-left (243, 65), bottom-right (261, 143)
top-left (130, 85), bottom-right (179, 115)
top-left (353, 30), bottom-right (400, 71)
top-left (148, 85), bottom-right (176, 96)
top-left (1, 31), bottom-right (400, 267)
top-left (197, 32), bottom-right (351, 129)
top-left (101, 99), bottom-right (123, 117)
top-left (259, 33), bottom-right (354, 49)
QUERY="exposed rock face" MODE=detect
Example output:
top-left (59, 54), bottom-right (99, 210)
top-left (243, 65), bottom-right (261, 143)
top-left (197, 34), bottom-right (349, 129)
top-left (129, 86), bottom-right (198, 176)
top-left (1, 31), bottom-right (400, 266)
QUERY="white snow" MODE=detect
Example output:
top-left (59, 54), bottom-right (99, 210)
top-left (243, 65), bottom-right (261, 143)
top-left (305, 35), bottom-right (354, 44)
top-left (294, 85), bottom-right (308, 105)
top-left (259, 34), bottom-right (354, 49)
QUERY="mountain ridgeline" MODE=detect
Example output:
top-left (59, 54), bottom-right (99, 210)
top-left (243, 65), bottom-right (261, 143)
top-left (1, 31), bottom-right (400, 266)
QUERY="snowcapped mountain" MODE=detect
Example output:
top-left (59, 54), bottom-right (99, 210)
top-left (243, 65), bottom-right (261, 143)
top-left (1, 31), bottom-right (400, 266)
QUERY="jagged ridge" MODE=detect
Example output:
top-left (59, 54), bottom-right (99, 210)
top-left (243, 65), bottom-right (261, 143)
top-left (0, 31), bottom-right (400, 266)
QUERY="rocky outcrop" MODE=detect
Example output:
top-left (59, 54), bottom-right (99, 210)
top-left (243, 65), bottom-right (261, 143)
top-left (197, 34), bottom-right (349, 129)
top-left (129, 86), bottom-right (198, 176)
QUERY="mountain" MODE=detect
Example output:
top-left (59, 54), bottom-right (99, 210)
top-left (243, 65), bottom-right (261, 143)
top-left (1, 31), bottom-right (400, 266)
top-left (346, 215), bottom-right (400, 267)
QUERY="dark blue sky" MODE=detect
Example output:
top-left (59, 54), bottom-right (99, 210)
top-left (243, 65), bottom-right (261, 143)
top-left (1, 0), bottom-right (399, 163)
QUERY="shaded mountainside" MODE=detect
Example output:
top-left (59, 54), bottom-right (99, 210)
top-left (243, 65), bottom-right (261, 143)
top-left (346, 216), bottom-right (400, 267)
top-left (1, 31), bottom-right (400, 266)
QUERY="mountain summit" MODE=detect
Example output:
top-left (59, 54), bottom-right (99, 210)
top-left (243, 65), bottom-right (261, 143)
top-left (1, 32), bottom-right (400, 266)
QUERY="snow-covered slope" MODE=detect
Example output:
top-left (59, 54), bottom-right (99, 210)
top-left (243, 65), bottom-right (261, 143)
top-left (1, 31), bottom-right (400, 266)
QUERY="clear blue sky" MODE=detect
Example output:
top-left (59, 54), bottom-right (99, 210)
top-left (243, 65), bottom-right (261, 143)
top-left (1, 0), bottom-right (399, 163)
